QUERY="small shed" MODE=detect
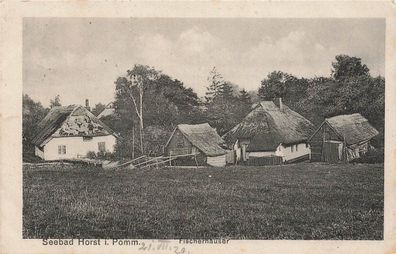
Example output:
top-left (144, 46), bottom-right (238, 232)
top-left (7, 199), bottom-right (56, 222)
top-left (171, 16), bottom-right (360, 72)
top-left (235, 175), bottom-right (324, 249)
top-left (308, 113), bottom-right (379, 162)
top-left (164, 123), bottom-right (227, 167)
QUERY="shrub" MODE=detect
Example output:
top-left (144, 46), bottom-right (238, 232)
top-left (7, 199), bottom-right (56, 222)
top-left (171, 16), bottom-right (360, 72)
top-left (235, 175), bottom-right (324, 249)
top-left (96, 151), bottom-right (115, 160)
top-left (86, 151), bottom-right (97, 159)
top-left (352, 148), bottom-right (384, 164)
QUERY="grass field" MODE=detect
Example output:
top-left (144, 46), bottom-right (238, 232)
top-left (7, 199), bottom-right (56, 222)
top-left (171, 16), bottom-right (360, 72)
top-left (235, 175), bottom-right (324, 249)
top-left (23, 162), bottom-right (383, 239)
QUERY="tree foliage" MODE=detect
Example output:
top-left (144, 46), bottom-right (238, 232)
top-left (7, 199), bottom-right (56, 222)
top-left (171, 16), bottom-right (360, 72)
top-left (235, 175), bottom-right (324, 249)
top-left (91, 103), bottom-right (106, 116)
top-left (112, 65), bottom-right (204, 158)
top-left (257, 55), bottom-right (384, 148)
top-left (23, 94), bottom-right (48, 152)
top-left (204, 68), bottom-right (253, 135)
top-left (331, 55), bottom-right (370, 82)
top-left (49, 95), bottom-right (61, 108)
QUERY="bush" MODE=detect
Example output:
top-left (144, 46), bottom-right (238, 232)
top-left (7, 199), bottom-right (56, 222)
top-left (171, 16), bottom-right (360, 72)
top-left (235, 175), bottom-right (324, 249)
top-left (352, 148), bottom-right (384, 164)
top-left (86, 151), bottom-right (97, 159)
top-left (96, 151), bottom-right (115, 160)
top-left (86, 151), bottom-right (115, 160)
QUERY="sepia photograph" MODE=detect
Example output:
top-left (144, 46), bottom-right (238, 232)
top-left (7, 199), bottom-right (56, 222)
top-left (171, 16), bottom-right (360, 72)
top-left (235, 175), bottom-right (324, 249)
top-left (21, 17), bottom-right (386, 241)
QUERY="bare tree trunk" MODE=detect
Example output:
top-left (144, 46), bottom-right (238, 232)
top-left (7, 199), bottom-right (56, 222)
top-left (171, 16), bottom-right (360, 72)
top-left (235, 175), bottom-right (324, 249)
top-left (139, 127), bottom-right (144, 154)
top-left (132, 125), bottom-right (135, 159)
top-left (128, 77), bottom-right (145, 155)
top-left (139, 87), bottom-right (144, 129)
top-left (139, 87), bottom-right (144, 154)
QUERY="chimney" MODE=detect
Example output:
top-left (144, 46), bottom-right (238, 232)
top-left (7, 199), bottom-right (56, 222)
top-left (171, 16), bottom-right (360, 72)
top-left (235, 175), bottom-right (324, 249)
top-left (85, 99), bottom-right (90, 111)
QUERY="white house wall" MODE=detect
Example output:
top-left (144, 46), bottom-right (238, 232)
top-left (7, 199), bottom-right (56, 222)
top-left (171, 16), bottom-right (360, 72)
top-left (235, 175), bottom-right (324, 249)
top-left (248, 151), bottom-right (276, 157)
top-left (34, 146), bottom-right (44, 159)
top-left (42, 135), bottom-right (116, 161)
top-left (245, 143), bottom-right (310, 162)
top-left (281, 143), bottom-right (311, 162)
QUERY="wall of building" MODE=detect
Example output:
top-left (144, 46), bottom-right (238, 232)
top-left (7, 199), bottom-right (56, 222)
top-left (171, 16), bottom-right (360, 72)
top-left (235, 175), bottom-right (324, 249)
top-left (165, 129), bottom-right (193, 156)
top-left (35, 146), bottom-right (44, 159)
top-left (309, 122), bottom-right (343, 162)
top-left (42, 135), bottom-right (116, 160)
top-left (248, 151), bottom-right (276, 158)
top-left (280, 143), bottom-right (311, 162)
top-left (207, 154), bottom-right (226, 167)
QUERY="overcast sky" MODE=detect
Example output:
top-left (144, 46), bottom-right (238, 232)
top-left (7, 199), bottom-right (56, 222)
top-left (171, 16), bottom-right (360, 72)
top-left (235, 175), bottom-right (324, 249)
top-left (23, 18), bottom-right (385, 107)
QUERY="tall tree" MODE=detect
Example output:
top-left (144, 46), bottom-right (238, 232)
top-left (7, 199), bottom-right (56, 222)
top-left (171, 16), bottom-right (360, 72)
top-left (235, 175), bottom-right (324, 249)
top-left (23, 94), bottom-right (48, 153)
top-left (49, 95), bottom-right (61, 108)
top-left (116, 64), bottom-right (159, 153)
top-left (258, 71), bottom-right (296, 100)
top-left (331, 55), bottom-right (370, 82)
top-left (91, 102), bottom-right (106, 116)
top-left (113, 65), bottom-right (203, 158)
top-left (205, 66), bottom-right (224, 104)
top-left (238, 89), bottom-right (252, 117)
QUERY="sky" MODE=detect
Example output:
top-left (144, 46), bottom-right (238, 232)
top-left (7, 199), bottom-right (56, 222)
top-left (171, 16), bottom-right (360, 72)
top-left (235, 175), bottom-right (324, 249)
top-left (23, 18), bottom-right (385, 107)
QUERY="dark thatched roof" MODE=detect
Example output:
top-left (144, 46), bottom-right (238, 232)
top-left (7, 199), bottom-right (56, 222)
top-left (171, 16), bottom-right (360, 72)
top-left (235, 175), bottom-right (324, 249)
top-left (174, 123), bottom-right (227, 156)
top-left (223, 101), bottom-right (315, 152)
top-left (325, 113), bottom-right (379, 145)
top-left (32, 105), bottom-right (116, 147)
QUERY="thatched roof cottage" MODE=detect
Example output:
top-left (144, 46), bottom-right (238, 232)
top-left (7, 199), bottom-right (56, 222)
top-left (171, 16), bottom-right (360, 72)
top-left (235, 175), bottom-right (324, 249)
top-left (164, 123), bottom-right (227, 167)
top-left (97, 102), bottom-right (115, 119)
top-left (32, 105), bottom-right (118, 161)
top-left (308, 113), bottom-right (379, 162)
top-left (223, 99), bottom-right (315, 165)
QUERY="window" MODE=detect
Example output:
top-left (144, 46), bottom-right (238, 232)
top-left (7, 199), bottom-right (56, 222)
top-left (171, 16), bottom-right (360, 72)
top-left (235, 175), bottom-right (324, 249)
top-left (291, 145), bottom-right (294, 152)
top-left (296, 144), bottom-right (298, 152)
top-left (58, 145), bottom-right (66, 154)
top-left (83, 136), bottom-right (93, 141)
top-left (98, 142), bottom-right (106, 152)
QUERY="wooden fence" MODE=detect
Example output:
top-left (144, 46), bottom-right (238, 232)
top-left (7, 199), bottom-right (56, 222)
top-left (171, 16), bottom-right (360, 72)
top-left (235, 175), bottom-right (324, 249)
top-left (246, 155), bottom-right (283, 166)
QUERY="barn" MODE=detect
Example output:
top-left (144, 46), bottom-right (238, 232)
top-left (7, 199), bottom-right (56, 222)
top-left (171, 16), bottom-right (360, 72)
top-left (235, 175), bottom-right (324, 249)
top-left (223, 99), bottom-right (315, 165)
top-left (32, 105), bottom-right (118, 161)
top-left (164, 123), bottom-right (227, 167)
top-left (97, 102), bottom-right (115, 119)
top-left (308, 113), bottom-right (379, 163)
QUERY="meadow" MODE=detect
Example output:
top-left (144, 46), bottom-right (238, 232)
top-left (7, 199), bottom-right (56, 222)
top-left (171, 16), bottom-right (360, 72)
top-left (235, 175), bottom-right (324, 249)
top-left (23, 162), bottom-right (383, 239)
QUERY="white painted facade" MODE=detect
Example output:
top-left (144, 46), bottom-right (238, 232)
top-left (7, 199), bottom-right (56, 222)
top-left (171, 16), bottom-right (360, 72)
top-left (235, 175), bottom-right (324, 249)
top-left (234, 141), bottom-right (311, 163)
top-left (207, 154), bottom-right (226, 167)
top-left (248, 151), bottom-right (276, 157)
top-left (35, 135), bottom-right (116, 161)
top-left (279, 143), bottom-right (311, 162)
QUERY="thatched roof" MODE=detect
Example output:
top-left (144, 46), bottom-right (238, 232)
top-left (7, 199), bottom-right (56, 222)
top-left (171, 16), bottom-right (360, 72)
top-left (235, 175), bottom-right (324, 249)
top-left (223, 101), bottom-right (315, 151)
top-left (32, 105), bottom-right (116, 147)
top-left (97, 102), bottom-right (115, 119)
top-left (169, 123), bottom-right (227, 156)
top-left (324, 113), bottom-right (379, 145)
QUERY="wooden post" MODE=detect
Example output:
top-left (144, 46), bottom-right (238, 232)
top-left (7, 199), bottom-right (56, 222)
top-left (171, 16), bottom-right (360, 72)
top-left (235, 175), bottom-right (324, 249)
top-left (169, 152), bottom-right (172, 166)
top-left (194, 154), bottom-right (199, 168)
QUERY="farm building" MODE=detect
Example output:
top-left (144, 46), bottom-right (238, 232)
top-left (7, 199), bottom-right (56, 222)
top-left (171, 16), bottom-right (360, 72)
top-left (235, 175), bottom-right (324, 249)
top-left (32, 104), bottom-right (118, 161)
top-left (223, 99), bottom-right (315, 165)
top-left (97, 102), bottom-right (115, 119)
top-left (308, 113), bottom-right (379, 162)
top-left (164, 123), bottom-right (227, 167)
